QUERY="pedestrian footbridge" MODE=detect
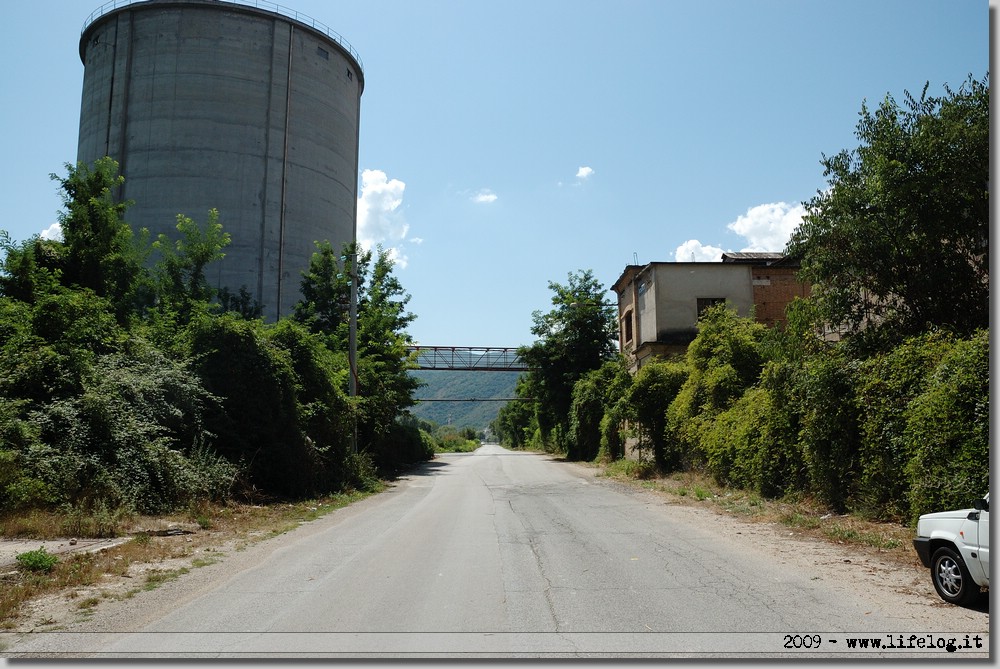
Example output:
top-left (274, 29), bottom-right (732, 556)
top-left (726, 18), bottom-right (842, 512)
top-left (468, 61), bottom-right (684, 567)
top-left (408, 346), bottom-right (529, 372)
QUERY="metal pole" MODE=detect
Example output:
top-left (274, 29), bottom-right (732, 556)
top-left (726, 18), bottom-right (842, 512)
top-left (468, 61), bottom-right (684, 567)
top-left (348, 252), bottom-right (358, 454)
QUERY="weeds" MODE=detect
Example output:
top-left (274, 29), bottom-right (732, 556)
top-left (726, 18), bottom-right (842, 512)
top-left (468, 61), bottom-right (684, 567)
top-left (143, 568), bottom-right (188, 591)
top-left (0, 489), bottom-right (382, 629)
top-left (76, 596), bottom-right (100, 610)
top-left (15, 547), bottom-right (59, 573)
top-left (602, 458), bottom-right (657, 480)
top-left (603, 463), bottom-right (916, 562)
top-left (823, 525), bottom-right (903, 550)
top-left (191, 556), bottom-right (220, 568)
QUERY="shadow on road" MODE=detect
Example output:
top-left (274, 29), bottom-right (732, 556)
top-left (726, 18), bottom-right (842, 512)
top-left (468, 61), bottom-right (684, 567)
top-left (385, 458), bottom-right (452, 483)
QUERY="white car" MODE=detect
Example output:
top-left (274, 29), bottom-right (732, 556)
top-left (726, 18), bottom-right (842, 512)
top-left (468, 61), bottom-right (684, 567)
top-left (912, 493), bottom-right (989, 606)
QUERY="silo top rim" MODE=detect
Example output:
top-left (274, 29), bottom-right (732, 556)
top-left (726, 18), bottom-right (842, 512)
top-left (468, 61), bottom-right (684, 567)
top-left (81, 0), bottom-right (364, 75)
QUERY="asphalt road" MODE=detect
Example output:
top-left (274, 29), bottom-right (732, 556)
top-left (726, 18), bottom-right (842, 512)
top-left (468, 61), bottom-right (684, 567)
top-left (3, 444), bottom-right (989, 659)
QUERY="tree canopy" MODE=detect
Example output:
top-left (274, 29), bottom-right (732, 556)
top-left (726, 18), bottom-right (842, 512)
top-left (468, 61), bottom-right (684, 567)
top-left (516, 269), bottom-right (617, 456)
top-left (787, 73), bottom-right (988, 351)
top-left (0, 158), bottom-right (425, 514)
top-left (294, 241), bottom-right (421, 469)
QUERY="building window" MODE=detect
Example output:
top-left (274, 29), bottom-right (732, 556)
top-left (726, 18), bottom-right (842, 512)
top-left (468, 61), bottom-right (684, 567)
top-left (623, 309), bottom-right (634, 344)
top-left (317, 46), bottom-right (329, 60)
top-left (697, 297), bottom-right (726, 316)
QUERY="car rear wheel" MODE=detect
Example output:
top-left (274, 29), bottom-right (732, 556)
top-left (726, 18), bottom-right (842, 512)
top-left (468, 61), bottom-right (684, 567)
top-left (930, 546), bottom-right (981, 607)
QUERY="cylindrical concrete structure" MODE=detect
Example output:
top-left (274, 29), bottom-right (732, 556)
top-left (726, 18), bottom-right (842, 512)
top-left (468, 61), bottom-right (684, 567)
top-left (78, 0), bottom-right (364, 320)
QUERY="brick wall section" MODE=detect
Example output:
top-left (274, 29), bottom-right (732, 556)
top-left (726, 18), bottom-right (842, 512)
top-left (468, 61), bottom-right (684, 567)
top-left (751, 266), bottom-right (810, 328)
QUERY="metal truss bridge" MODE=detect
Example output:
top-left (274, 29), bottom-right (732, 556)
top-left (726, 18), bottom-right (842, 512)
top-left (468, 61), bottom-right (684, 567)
top-left (408, 346), bottom-right (529, 372)
top-left (408, 346), bottom-right (531, 402)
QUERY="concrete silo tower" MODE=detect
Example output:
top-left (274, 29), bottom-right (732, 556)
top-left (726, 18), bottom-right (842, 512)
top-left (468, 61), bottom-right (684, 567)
top-left (78, 0), bottom-right (364, 320)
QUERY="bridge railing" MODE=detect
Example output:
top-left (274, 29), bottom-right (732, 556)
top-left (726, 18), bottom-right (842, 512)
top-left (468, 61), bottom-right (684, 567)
top-left (408, 346), bottom-right (528, 372)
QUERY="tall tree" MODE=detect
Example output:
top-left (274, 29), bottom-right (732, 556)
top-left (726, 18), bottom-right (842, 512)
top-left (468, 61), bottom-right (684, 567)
top-left (294, 242), bottom-right (421, 466)
top-left (151, 208), bottom-right (231, 323)
top-left (354, 246), bottom-right (421, 443)
top-left (493, 375), bottom-right (538, 449)
top-left (53, 157), bottom-right (150, 321)
top-left (787, 74), bottom-right (988, 351)
top-left (293, 240), bottom-right (355, 339)
top-left (0, 232), bottom-right (63, 303)
top-left (518, 269), bottom-right (617, 456)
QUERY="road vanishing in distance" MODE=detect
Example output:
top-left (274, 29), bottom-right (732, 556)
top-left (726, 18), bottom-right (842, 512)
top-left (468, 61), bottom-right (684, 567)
top-left (4, 444), bottom-right (989, 659)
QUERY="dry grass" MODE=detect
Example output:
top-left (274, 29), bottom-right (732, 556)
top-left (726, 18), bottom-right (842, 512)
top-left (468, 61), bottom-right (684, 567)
top-left (0, 487), bottom-right (381, 629)
top-left (596, 465), bottom-right (921, 568)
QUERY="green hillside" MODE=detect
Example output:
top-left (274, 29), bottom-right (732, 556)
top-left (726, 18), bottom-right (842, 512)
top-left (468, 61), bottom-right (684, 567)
top-left (409, 370), bottom-right (522, 429)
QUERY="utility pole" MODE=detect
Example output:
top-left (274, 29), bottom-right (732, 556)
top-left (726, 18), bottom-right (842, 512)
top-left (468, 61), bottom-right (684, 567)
top-left (340, 250), bottom-right (359, 455)
top-left (348, 251), bottom-right (358, 454)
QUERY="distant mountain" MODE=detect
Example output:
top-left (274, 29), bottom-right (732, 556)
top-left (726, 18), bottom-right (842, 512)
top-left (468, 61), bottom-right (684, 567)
top-left (408, 370), bottom-right (523, 429)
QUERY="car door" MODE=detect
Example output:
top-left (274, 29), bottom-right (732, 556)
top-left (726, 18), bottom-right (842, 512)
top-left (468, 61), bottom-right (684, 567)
top-left (977, 496), bottom-right (989, 584)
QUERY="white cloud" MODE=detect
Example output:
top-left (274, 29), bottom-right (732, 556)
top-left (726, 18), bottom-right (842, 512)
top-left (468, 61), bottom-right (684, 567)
top-left (357, 168), bottom-right (409, 267)
top-left (675, 239), bottom-right (725, 262)
top-left (726, 201), bottom-right (804, 252)
top-left (39, 222), bottom-right (63, 241)
top-left (576, 166), bottom-right (594, 180)
top-left (471, 189), bottom-right (498, 204)
top-left (670, 201), bottom-right (806, 265)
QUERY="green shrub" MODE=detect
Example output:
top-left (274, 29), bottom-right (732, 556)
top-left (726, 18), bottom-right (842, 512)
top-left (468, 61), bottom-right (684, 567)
top-left (267, 320), bottom-right (354, 493)
top-left (665, 305), bottom-right (767, 471)
top-left (184, 314), bottom-right (308, 499)
top-left (21, 344), bottom-right (229, 514)
top-left (344, 452), bottom-right (381, 492)
top-left (700, 376), bottom-right (804, 498)
top-left (568, 374), bottom-right (603, 461)
top-left (604, 457), bottom-right (657, 480)
top-left (794, 349), bottom-right (860, 511)
top-left (4, 476), bottom-right (57, 511)
top-left (854, 331), bottom-right (954, 520)
top-left (628, 359), bottom-right (688, 470)
top-left (373, 421), bottom-right (435, 469)
top-left (904, 329), bottom-right (989, 520)
top-left (16, 547), bottom-right (58, 572)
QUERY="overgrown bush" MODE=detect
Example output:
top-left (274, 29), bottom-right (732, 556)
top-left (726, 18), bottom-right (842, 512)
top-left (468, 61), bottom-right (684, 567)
top-left (183, 313), bottom-right (309, 499)
top-left (627, 358), bottom-right (688, 469)
top-left (493, 376), bottom-right (538, 450)
top-left (700, 377), bottom-right (803, 498)
top-left (794, 348), bottom-right (860, 511)
top-left (20, 346), bottom-right (234, 514)
top-left (366, 420), bottom-right (435, 471)
top-left (0, 290), bottom-right (126, 405)
top-left (568, 359), bottom-right (630, 462)
top-left (431, 425), bottom-right (479, 453)
top-left (854, 331), bottom-right (955, 520)
top-left (666, 305), bottom-right (767, 471)
top-left (267, 319), bottom-right (354, 493)
top-left (904, 329), bottom-right (989, 520)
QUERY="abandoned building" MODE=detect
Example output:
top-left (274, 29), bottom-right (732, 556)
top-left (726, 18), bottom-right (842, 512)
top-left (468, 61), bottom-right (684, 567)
top-left (611, 252), bottom-right (809, 371)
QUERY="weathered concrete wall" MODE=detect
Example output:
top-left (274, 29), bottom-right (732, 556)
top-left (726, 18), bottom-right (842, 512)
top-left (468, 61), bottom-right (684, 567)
top-left (78, 0), bottom-right (363, 320)
top-left (649, 263), bottom-right (754, 338)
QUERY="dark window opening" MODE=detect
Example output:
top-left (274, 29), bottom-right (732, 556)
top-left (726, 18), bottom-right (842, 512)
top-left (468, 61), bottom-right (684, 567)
top-left (317, 46), bottom-right (329, 60)
top-left (697, 297), bottom-right (726, 317)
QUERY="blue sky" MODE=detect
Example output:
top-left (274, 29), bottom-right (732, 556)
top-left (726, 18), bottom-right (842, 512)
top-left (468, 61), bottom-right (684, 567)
top-left (0, 0), bottom-right (989, 348)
